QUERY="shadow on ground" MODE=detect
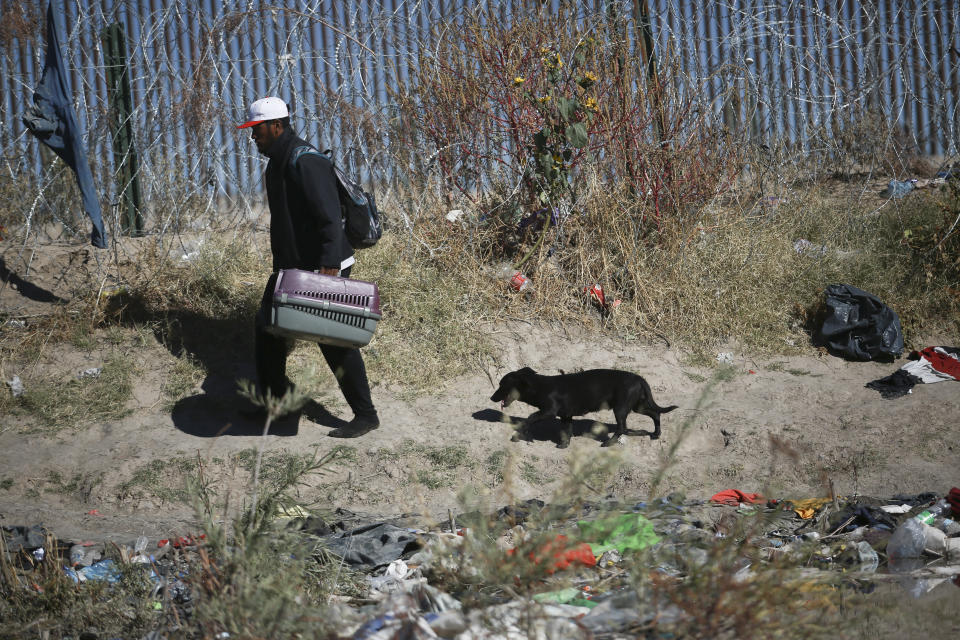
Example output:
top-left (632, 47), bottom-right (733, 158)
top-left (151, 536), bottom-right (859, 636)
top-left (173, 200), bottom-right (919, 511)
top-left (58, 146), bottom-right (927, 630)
top-left (0, 257), bottom-right (66, 303)
top-left (171, 393), bottom-right (350, 438)
top-left (472, 408), bottom-right (611, 447)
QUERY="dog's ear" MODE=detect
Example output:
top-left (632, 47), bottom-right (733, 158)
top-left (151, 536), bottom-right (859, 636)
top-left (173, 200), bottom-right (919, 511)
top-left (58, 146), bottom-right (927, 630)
top-left (518, 366), bottom-right (536, 375)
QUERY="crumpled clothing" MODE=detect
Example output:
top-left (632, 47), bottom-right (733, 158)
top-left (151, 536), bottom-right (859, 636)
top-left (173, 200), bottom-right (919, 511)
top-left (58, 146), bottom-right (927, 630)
top-left (867, 346), bottom-right (960, 398)
top-left (882, 179), bottom-right (916, 198)
top-left (322, 523), bottom-right (420, 568)
top-left (829, 505), bottom-right (898, 532)
top-left (22, 2), bottom-right (106, 248)
top-left (787, 497), bottom-right (833, 519)
top-left (710, 489), bottom-right (763, 506)
top-left (889, 492), bottom-right (939, 507)
top-left (948, 487), bottom-right (960, 519)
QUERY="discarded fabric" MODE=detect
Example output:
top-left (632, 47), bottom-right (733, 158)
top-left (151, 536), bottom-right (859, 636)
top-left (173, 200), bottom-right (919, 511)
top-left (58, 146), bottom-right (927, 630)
top-left (710, 489), bottom-right (763, 506)
top-left (21, 2), bottom-right (107, 248)
top-left (787, 497), bottom-right (832, 519)
top-left (866, 346), bottom-right (960, 398)
top-left (882, 179), bottom-right (916, 198)
top-left (323, 522), bottom-right (420, 567)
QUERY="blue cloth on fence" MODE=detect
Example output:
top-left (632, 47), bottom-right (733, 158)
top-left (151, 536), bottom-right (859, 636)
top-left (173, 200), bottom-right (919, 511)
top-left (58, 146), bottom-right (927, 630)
top-left (22, 2), bottom-right (107, 248)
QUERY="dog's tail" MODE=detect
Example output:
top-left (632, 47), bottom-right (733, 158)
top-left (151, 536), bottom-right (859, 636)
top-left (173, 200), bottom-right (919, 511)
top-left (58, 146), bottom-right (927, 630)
top-left (652, 403), bottom-right (678, 414)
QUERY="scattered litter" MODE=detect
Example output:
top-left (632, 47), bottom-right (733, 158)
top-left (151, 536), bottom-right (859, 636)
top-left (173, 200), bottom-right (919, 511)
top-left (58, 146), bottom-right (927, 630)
top-left (99, 285), bottom-right (126, 299)
top-left (5, 488), bottom-right (960, 636)
top-left (78, 367), bottom-right (102, 379)
top-left (4, 319), bottom-right (26, 329)
top-left (69, 543), bottom-right (102, 567)
top-left (494, 264), bottom-right (534, 293)
top-left (817, 284), bottom-right (903, 362)
top-left (716, 352), bottom-right (733, 364)
top-left (445, 209), bottom-right (465, 223)
top-left (65, 558), bottom-right (122, 583)
top-left (882, 179), bottom-right (917, 198)
top-left (584, 283), bottom-right (621, 315)
top-left (881, 504), bottom-right (913, 514)
top-left (6, 375), bottom-right (24, 397)
top-left (793, 238), bottom-right (829, 257)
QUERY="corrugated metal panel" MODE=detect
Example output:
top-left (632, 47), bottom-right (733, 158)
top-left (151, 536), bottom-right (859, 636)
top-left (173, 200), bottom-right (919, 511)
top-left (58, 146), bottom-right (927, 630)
top-left (2, 0), bottom-right (958, 237)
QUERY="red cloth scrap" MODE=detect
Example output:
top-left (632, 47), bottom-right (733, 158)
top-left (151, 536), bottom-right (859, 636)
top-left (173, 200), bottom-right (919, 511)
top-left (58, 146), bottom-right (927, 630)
top-left (710, 489), bottom-right (764, 506)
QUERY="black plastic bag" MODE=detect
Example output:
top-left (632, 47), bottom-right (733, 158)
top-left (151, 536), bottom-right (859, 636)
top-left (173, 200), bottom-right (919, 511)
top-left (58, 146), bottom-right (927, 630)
top-left (816, 284), bottom-right (903, 361)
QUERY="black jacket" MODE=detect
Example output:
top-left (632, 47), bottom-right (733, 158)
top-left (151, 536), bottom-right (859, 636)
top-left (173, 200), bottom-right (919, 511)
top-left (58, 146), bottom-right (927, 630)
top-left (264, 127), bottom-right (353, 271)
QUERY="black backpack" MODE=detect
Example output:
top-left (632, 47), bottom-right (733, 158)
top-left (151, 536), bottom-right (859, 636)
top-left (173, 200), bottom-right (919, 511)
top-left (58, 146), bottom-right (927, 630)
top-left (323, 150), bottom-right (383, 250)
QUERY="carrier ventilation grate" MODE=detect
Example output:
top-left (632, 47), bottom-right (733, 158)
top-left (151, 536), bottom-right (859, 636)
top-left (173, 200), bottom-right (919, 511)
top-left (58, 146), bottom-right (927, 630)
top-left (292, 289), bottom-right (371, 308)
top-left (291, 304), bottom-right (366, 327)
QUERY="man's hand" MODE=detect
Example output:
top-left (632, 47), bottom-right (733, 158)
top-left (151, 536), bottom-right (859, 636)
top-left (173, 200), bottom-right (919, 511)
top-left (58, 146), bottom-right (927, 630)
top-left (318, 267), bottom-right (339, 276)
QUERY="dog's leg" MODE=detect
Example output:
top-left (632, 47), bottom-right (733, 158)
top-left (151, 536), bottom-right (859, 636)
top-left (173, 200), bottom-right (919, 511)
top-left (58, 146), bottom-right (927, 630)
top-left (602, 407), bottom-right (630, 447)
top-left (558, 417), bottom-right (573, 449)
top-left (639, 409), bottom-right (661, 439)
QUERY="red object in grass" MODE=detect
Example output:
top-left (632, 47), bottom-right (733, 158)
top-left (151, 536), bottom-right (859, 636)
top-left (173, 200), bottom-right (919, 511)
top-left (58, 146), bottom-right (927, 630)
top-left (507, 534), bottom-right (597, 574)
top-left (158, 533), bottom-right (207, 549)
top-left (710, 489), bottom-right (763, 505)
top-left (86, 509), bottom-right (103, 516)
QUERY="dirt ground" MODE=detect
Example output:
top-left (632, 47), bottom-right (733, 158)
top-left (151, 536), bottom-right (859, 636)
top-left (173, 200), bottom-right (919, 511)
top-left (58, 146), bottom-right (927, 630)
top-left (1, 239), bottom-right (959, 545)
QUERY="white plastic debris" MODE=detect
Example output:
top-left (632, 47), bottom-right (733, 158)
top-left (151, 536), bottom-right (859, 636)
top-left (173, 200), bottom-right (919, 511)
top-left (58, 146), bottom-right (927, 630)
top-left (78, 367), bottom-right (103, 379)
top-left (5, 319), bottom-right (26, 329)
top-left (880, 504), bottom-right (912, 514)
top-left (386, 559), bottom-right (410, 580)
top-left (6, 375), bottom-right (24, 397)
top-left (32, 547), bottom-right (45, 562)
top-left (716, 352), bottom-right (734, 364)
top-left (445, 209), bottom-right (465, 223)
top-left (793, 238), bottom-right (828, 257)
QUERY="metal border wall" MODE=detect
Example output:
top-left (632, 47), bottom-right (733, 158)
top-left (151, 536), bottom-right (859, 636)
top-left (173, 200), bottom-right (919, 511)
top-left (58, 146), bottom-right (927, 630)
top-left (1, 1), bottom-right (957, 238)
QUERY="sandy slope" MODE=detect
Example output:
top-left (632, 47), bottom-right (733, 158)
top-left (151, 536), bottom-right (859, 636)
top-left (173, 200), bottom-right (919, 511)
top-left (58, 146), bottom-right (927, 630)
top-left (1, 308), bottom-right (958, 543)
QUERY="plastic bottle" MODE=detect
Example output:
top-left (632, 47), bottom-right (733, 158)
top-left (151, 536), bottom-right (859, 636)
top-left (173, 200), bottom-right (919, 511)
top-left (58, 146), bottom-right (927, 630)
top-left (886, 499), bottom-right (952, 559)
top-left (496, 264), bottom-right (533, 292)
top-left (914, 498), bottom-right (951, 525)
top-left (886, 517), bottom-right (926, 559)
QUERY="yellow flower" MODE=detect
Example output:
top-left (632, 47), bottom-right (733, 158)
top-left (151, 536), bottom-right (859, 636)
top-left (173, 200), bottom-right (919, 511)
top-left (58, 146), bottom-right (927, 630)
top-left (537, 95), bottom-right (551, 103)
top-left (513, 76), bottom-right (525, 86)
top-left (584, 96), bottom-right (599, 112)
top-left (584, 71), bottom-right (598, 83)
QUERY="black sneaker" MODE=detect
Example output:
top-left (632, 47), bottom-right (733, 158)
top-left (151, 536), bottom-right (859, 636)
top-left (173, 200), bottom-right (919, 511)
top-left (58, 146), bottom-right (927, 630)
top-left (328, 415), bottom-right (380, 438)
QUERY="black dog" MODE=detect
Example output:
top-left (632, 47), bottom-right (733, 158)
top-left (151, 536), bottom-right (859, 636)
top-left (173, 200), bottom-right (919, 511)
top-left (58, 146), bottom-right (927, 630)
top-left (490, 367), bottom-right (677, 448)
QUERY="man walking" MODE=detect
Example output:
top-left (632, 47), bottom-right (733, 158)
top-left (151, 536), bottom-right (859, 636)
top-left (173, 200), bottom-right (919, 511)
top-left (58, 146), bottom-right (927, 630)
top-left (238, 97), bottom-right (379, 437)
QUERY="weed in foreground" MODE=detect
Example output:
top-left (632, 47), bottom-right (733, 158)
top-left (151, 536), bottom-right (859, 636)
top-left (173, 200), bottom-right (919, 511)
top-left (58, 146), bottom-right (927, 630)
top-left (182, 387), bottom-right (366, 638)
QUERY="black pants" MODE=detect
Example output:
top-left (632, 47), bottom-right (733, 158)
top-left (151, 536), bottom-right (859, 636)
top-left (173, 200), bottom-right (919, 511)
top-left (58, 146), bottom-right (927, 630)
top-left (254, 267), bottom-right (376, 418)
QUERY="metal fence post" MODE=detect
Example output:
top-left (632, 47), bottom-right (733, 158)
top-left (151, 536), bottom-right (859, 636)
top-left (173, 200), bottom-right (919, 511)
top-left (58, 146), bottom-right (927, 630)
top-left (101, 21), bottom-right (144, 236)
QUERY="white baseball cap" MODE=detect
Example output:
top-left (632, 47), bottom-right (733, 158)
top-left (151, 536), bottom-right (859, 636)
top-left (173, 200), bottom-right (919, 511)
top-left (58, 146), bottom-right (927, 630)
top-left (237, 96), bottom-right (289, 129)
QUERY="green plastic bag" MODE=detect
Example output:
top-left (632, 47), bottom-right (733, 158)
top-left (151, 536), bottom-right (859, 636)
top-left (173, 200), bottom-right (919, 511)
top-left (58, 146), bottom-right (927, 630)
top-left (578, 513), bottom-right (660, 555)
